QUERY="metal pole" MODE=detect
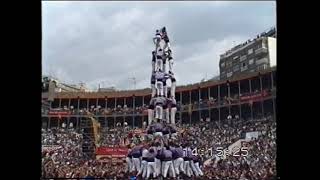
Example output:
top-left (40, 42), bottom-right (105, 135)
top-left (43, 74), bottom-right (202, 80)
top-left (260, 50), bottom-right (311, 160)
top-left (133, 96), bottom-right (135, 128)
top-left (249, 79), bottom-right (253, 120)
top-left (87, 99), bottom-right (89, 110)
top-left (104, 97), bottom-right (108, 110)
top-left (228, 83), bottom-right (231, 115)
top-left (238, 81), bottom-right (242, 121)
top-left (77, 98), bottom-right (80, 114)
top-left (218, 85), bottom-right (221, 124)
top-left (76, 117), bottom-right (79, 130)
top-left (272, 97), bottom-right (276, 120)
top-left (260, 75), bottom-right (264, 118)
top-left (271, 71), bottom-right (274, 90)
top-left (208, 87), bottom-right (211, 121)
top-left (189, 90), bottom-right (192, 125)
top-left (180, 92), bottom-right (182, 123)
top-left (96, 98), bottom-right (99, 115)
top-left (59, 98), bottom-right (61, 108)
top-left (199, 88), bottom-right (201, 121)
top-left (142, 96), bottom-right (144, 107)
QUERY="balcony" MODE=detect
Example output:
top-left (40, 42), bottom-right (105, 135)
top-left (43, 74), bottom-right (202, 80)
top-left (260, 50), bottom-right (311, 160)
top-left (256, 58), bottom-right (268, 65)
top-left (240, 55), bottom-right (247, 62)
top-left (255, 47), bottom-right (268, 55)
top-left (240, 66), bottom-right (248, 72)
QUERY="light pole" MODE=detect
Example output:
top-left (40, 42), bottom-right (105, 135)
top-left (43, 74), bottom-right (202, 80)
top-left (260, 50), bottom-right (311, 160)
top-left (129, 77), bottom-right (136, 90)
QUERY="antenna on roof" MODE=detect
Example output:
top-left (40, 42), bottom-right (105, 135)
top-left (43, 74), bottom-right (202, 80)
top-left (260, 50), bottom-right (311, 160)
top-left (129, 77), bottom-right (136, 90)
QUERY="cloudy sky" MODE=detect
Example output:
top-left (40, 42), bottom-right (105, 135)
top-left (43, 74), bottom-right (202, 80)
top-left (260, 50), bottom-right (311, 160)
top-left (42, 1), bottom-right (276, 90)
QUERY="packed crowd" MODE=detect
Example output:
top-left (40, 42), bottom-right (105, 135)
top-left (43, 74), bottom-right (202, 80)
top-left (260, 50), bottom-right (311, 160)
top-left (42, 128), bottom-right (85, 178)
top-left (42, 115), bottom-right (276, 179)
top-left (44, 104), bottom-right (149, 116)
top-left (108, 116), bottom-right (276, 180)
top-left (43, 89), bottom-right (272, 117)
top-left (98, 125), bottom-right (131, 147)
top-left (202, 118), bottom-right (276, 179)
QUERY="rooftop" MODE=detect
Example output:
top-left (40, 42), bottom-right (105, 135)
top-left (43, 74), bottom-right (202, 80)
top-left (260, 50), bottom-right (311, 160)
top-left (220, 26), bottom-right (276, 59)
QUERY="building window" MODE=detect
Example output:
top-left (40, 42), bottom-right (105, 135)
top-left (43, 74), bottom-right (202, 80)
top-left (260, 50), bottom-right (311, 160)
top-left (256, 44), bottom-right (262, 49)
top-left (248, 48), bottom-right (253, 55)
top-left (262, 40), bottom-right (267, 48)
top-left (249, 59), bottom-right (254, 65)
top-left (227, 72), bottom-right (233, 78)
top-left (221, 62), bottom-right (225, 68)
top-left (233, 64), bottom-right (239, 72)
top-left (241, 63), bottom-right (248, 72)
top-left (233, 56), bottom-right (239, 60)
top-left (226, 61), bottom-right (232, 68)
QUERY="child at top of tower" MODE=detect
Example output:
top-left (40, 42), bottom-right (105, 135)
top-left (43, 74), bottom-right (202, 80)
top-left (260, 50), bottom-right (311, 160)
top-left (161, 27), bottom-right (171, 51)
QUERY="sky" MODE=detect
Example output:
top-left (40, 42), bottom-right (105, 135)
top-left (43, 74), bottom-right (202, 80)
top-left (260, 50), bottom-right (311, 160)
top-left (42, 1), bottom-right (276, 90)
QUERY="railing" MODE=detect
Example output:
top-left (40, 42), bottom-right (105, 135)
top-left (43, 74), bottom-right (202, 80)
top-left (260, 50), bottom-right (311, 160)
top-left (239, 55), bottom-right (247, 62)
top-left (255, 47), bottom-right (268, 55)
top-left (240, 66), bottom-right (248, 72)
top-left (43, 90), bottom-right (274, 117)
top-left (256, 57), bottom-right (268, 65)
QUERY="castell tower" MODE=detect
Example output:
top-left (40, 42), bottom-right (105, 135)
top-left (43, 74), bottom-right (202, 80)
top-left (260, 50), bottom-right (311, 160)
top-left (147, 27), bottom-right (177, 129)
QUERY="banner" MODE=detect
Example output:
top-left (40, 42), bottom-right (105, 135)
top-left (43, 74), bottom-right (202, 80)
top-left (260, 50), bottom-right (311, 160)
top-left (42, 145), bottom-right (62, 152)
top-left (240, 90), bottom-right (270, 102)
top-left (48, 111), bottom-right (71, 116)
top-left (245, 131), bottom-right (259, 140)
top-left (96, 147), bottom-right (128, 158)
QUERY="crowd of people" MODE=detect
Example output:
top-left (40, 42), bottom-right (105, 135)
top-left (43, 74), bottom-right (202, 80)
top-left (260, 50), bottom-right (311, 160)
top-left (43, 88), bottom-right (272, 118)
top-left (202, 118), bottom-right (276, 179)
top-left (42, 114), bottom-right (276, 179)
top-left (42, 128), bottom-right (85, 178)
top-left (43, 104), bottom-right (149, 116)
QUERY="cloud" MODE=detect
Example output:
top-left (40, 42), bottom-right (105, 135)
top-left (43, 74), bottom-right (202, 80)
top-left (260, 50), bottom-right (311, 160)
top-left (42, 1), bottom-right (276, 90)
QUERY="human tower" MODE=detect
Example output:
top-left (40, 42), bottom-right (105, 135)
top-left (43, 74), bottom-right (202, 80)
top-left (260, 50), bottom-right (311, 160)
top-left (148, 27), bottom-right (177, 127)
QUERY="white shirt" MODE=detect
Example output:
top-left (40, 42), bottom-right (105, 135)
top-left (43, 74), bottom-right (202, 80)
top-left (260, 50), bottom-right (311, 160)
top-left (156, 49), bottom-right (164, 57)
top-left (155, 97), bottom-right (166, 105)
top-left (155, 71), bottom-right (165, 80)
top-left (142, 149), bottom-right (149, 158)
